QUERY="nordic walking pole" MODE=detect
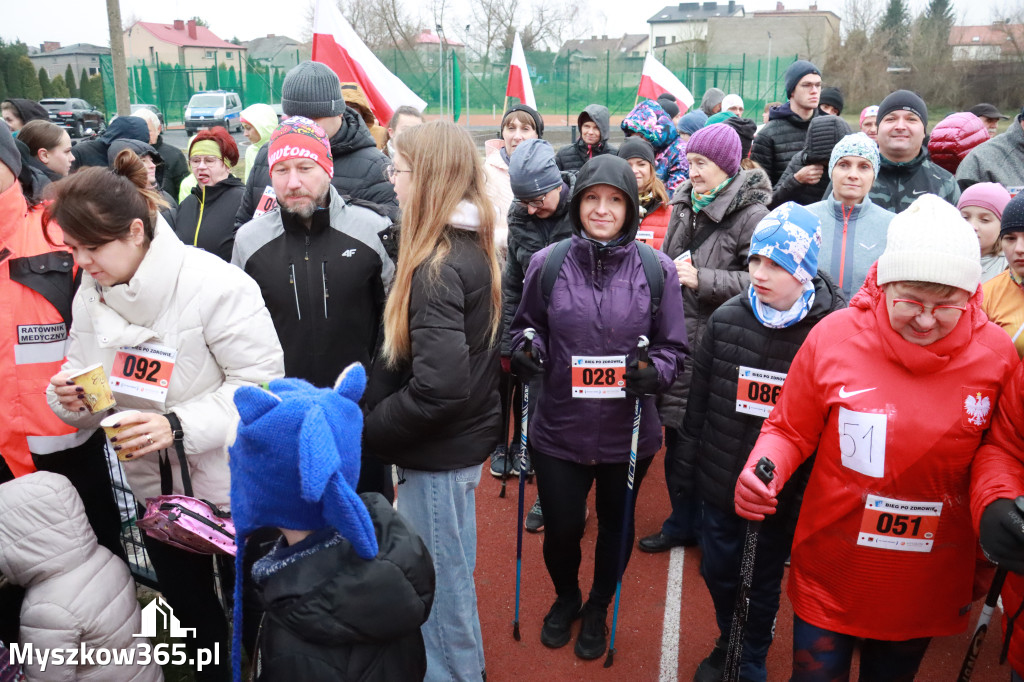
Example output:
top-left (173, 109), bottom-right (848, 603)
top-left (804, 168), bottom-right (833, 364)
top-left (512, 328), bottom-right (535, 641)
top-left (498, 372), bottom-right (515, 498)
top-left (724, 456), bottom-right (776, 682)
top-left (604, 335), bottom-right (650, 668)
top-left (957, 494), bottom-right (1024, 681)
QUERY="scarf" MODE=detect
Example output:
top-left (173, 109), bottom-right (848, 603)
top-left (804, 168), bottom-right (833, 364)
top-left (1010, 267), bottom-right (1024, 293)
top-left (499, 147), bottom-right (511, 166)
top-left (749, 280), bottom-right (816, 329)
top-left (691, 176), bottom-right (734, 214)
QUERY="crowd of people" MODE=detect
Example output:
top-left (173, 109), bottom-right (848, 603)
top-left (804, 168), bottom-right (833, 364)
top-left (1, 53), bottom-right (1024, 682)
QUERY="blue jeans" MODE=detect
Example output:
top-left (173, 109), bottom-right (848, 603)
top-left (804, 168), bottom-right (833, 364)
top-left (398, 464), bottom-right (485, 682)
top-left (701, 503), bottom-right (794, 682)
top-left (791, 614), bottom-right (930, 682)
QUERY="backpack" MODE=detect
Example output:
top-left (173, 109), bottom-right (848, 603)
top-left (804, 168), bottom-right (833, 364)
top-left (540, 238), bottom-right (664, 319)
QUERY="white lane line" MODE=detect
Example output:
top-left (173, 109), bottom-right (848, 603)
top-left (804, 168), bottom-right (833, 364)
top-left (659, 546), bottom-right (686, 682)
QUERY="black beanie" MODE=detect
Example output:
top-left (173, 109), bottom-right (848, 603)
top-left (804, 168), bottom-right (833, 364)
top-left (657, 93), bottom-right (680, 119)
top-left (877, 90), bottom-right (928, 129)
top-left (820, 86), bottom-right (844, 115)
top-left (722, 116), bottom-right (757, 160)
top-left (499, 104), bottom-right (544, 138)
top-left (1001, 192), bottom-right (1024, 238)
top-left (617, 137), bottom-right (657, 166)
top-left (784, 60), bottom-right (820, 98)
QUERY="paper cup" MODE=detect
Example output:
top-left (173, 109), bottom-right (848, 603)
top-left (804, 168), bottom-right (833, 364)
top-left (69, 362), bottom-right (116, 413)
top-left (100, 411), bottom-right (142, 460)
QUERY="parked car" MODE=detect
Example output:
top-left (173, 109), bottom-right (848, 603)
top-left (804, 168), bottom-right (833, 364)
top-left (184, 91), bottom-right (243, 135)
top-left (130, 103), bottom-right (164, 127)
top-left (40, 98), bottom-right (105, 138)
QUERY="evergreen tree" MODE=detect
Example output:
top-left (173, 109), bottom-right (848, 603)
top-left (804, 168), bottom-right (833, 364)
top-left (0, 69), bottom-right (6, 101)
top-left (139, 66), bottom-right (154, 104)
top-left (17, 57), bottom-right (42, 99)
top-left (924, 0), bottom-right (955, 29)
top-left (878, 0), bottom-right (911, 57)
top-left (79, 68), bottom-right (89, 99)
top-left (38, 68), bottom-right (52, 97)
top-left (50, 74), bottom-right (70, 97)
top-left (65, 64), bottom-right (77, 97)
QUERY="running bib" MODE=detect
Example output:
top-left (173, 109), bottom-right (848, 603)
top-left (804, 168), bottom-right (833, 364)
top-left (110, 342), bottom-right (177, 402)
top-left (637, 230), bottom-right (655, 246)
top-left (838, 406), bottom-right (887, 478)
top-left (736, 366), bottom-right (786, 417)
top-left (857, 495), bottom-right (942, 552)
top-left (252, 186), bottom-right (278, 218)
top-left (571, 355), bottom-right (626, 399)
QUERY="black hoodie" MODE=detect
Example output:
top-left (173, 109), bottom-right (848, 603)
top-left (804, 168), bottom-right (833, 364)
top-left (555, 104), bottom-right (618, 172)
top-left (107, 138), bottom-right (178, 226)
top-left (771, 115), bottom-right (852, 208)
top-left (70, 116), bottom-right (150, 170)
top-left (175, 174), bottom-right (245, 261)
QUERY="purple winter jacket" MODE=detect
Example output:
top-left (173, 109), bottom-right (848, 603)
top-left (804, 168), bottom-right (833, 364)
top-left (510, 155), bottom-right (689, 465)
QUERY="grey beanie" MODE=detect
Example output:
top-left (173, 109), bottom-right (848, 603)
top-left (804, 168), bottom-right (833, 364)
top-left (784, 60), bottom-right (820, 98)
top-left (699, 88), bottom-right (726, 116)
top-left (281, 61), bottom-right (347, 119)
top-left (0, 119), bottom-right (22, 178)
top-left (508, 139), bottom-right (562, 200)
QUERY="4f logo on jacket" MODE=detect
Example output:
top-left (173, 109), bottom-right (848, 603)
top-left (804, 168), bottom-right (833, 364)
top-left (341, 249), bottom-right (357, 257)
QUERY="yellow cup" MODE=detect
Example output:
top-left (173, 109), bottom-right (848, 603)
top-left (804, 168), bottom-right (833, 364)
top-left (100, 411), bottom-right (142, 461)
top-left (69, 363), bottom-right (116, 413)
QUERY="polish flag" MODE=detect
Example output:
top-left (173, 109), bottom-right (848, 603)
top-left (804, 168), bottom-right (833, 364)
top-left (312, 0), bottom-right (426, 125)
top-left (637, 52), bottom-right (694, 114)
top-left (505, 32), bottom-right (536, 109)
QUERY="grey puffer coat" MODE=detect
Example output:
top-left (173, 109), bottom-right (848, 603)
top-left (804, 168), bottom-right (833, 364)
top-left (658, 168), bottom-right (772, 428)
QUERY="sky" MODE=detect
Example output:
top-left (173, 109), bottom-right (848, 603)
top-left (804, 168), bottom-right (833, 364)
top-left (2, 0), bottom-right (1012, 51)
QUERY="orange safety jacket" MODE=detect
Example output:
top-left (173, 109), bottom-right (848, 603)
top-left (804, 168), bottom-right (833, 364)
top-left (0, 181), bottom-right (88, 477)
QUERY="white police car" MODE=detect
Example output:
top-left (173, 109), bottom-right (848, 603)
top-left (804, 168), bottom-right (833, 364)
top-left (184, 91), bottom-right (243, 135)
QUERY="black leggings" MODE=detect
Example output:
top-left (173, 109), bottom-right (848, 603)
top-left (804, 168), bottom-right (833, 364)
top-left (532, 447), bottom-right (652, 609)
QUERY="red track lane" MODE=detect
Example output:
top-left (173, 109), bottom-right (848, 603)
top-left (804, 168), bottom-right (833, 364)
top-left (475, 448), bottom-right (1009, 681)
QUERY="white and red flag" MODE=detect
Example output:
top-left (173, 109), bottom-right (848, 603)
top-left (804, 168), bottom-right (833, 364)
top-left (505, 32), bottom-right (536, 109)
top-left (312, 0), bottom-right (426, 124)
top-left (637, 52), bottom-right (694, 114)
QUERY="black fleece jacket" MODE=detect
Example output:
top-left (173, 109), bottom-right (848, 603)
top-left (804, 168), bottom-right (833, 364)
top-left (174, 175), bottom-right (245, 261)
top-left (771, 115), bottom-right (852, 208)
top-left (750, 102), bottom-right (816, 186)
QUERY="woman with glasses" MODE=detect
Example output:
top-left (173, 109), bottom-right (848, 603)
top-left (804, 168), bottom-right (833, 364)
top-left (734, 194), bottom-right (1019, 681)
top-left (175, 126), bottom-right (244, 261)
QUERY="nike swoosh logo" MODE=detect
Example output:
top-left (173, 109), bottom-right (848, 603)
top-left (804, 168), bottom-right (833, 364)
top-left (911, 190), bottom-right (927, 195)
top-left (839, 386), bottom-right (877, 398)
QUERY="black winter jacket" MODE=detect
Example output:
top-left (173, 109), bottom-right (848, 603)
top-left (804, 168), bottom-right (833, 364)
top-left (231, 185), bottom-right (395, 389)
top-left (70, 116), bottom-right (150, 170)
top-left (235, 108), bottom-right (398, 228)
top-left (253, 493), bottom-right (434, 682)
top-left (750, 102), bottom-right (816, 186)
top-left (669, 273), bottom-right (846, 521)
top-left (555, 104), bottom-right (618, 172)
top-left (155, 135), bottom-right (190, 200)
top-left (770, 115), bottom-right (851, 208)
top-left (364, 229), bottom-right (500, 472)
top-left (500, 173), bottom-right (575, 355)
top-left (174, 175), bottom-right (245, 261)
top-left (107, 138), bottom-right (178, 226)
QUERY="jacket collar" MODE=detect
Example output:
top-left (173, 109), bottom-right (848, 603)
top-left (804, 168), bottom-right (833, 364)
top-left (280, 185), bottom-right (347, 236)
top-left (671, 170), bottom-right (748, 223)
top-left (825, 194), bottom-right (876, 220)
top-left (879, 147), bottom-right (928, 171)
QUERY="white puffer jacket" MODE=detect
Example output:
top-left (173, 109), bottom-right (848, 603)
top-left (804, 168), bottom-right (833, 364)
top-left (0, 472), bottom-right (163, 681)
top-left (47, 219), bottom-right (284, 506)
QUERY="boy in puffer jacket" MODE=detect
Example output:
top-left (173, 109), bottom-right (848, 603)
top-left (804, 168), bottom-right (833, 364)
top-left (0, 472), bottom-right (162, 682)
top-left (667, 203), bottom-right (846, 682)
top-left (229, 363), bottom-right (435, 682)
top-left (621, 99), bottom-right (689, 193)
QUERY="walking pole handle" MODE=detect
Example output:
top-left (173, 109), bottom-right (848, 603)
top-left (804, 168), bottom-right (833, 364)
top-left (636, 335), bottom-right (650, 369)
top-left (523, 328), bottom-right (535, 358)
top-left (754, 457), bottom-right (775, 486)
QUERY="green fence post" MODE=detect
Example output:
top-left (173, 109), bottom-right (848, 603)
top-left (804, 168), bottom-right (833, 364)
top-left (606, 50), bottom-right (610, 109)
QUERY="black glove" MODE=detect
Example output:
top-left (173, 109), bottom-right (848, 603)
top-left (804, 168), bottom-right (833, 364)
top-left (624, 361), bottom-right (659, 398)
top-left (980, 497), bottom-right (1024, 575)
top-left (511, 349), bottom-right (544, 381)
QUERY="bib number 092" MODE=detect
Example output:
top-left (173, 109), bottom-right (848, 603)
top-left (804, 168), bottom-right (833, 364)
top-left (122, 355), bottom-right (162, 382)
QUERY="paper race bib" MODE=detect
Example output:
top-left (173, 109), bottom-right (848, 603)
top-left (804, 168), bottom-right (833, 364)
top-left (736, 366), bottom-right (786, 417)
top-left (110, 342), bottom-right (177, 402)
top-left (571, 355), bottom-right (626, 399)
top-left (252, 186), bottom-right (278, 218)
top-left (838, 406), bottom-right (887, 478)
top-left (857, 495), bottom-right (942, 552)
top-left (637, 230), bottom-right (655, 246)
top-left (674, 250), bottom-right (692, 264)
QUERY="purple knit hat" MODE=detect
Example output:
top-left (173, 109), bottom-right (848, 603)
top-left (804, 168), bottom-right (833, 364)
top-left (685, 123), bottom-right (742, 177)
top-left (957, 182), bottom-right (1012, 221)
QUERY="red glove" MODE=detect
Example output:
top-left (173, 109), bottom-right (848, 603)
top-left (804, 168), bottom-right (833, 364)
top-left (500, 356), bottom-right (511, 374)
top-left (735, 462), bottom-right (780, 521)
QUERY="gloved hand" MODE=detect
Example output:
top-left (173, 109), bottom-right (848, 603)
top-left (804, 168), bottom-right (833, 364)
top-left (511, 349), bottom-right (544, 381)
top-left (624, 360), bottom-right (659, 398)
top-left (980, 497), bottom-right (1024, 574)
top-left (734, 461), bottom-right (779, 521)
top-left (500, 356), bottom-right (511, 374)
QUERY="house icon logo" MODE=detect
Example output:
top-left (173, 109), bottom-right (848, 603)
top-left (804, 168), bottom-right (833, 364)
top-left (134, 596), bottom-right (197, 638)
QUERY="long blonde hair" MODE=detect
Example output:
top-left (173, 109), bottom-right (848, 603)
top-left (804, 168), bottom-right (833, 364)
top-left (382, 121), bottom-right (502, 366)
top-left (637, 159), bottom-right (669, 205)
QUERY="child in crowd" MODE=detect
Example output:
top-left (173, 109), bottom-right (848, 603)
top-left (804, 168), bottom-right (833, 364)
top-left (958, 182), bottom-right (1012, 282)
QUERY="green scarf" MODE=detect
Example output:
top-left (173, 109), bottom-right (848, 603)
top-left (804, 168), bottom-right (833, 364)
top-left (691, 176), bottom-right (734, 214)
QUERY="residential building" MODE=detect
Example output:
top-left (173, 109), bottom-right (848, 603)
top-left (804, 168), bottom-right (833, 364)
top-left (950, 23), bottom-right (1024, 61)
top-left (558, 34), bottom-right (650, 63)
top-left (648, 1), bottom-right (745, 48)
top-left (706, 3), bottom-right (840, 64)
top-left (28, 43), bottom-right (110, 79)
top-left (243, 34), bottom-right (310, 70)
top-left (123, 19), bottom-right (246, 70)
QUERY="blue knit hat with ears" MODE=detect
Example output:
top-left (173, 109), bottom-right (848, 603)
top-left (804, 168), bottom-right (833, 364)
top-left (749, 202), bottom-right (822, 284)
top-left (228, 363), bottom-right (378, 681)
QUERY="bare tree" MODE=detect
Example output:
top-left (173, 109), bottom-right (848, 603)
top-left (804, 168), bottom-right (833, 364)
top-left (840, 0), bottom-right (882, 39)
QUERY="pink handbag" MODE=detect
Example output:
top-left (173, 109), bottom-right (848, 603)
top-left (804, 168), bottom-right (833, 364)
top-left (136, 413), bottom-right (236, 556)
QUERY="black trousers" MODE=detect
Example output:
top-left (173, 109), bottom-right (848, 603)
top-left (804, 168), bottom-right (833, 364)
top-left (532, 447), bottom-right (653, 609)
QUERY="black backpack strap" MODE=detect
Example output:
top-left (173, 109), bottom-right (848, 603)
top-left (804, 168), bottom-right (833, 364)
top-left (636, 241), bottom-right (665, 319)
top-left (540, 238), bottom-right (573, 306)
top-left (165, 412), bottom-right (193, 498)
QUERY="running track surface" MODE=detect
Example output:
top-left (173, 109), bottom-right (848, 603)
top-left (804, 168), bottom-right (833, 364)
top-left (474, 446), bottom-right (1008, 681)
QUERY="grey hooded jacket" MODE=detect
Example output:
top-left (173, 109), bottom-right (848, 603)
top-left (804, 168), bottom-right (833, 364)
top-left (555, 104), bottom-right (618, 172)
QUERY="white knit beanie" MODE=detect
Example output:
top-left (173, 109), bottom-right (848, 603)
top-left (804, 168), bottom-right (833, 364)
top-left (877, 194), bottom-right (982, 293)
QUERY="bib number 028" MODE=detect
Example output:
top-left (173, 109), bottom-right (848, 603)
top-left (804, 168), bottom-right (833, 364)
top-left (580, 367), bottom-right (617, 386)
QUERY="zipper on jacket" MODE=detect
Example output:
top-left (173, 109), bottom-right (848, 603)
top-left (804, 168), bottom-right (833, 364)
top-left (192, 184), bottom-right (206, 246)
top-left (839, 204), bottom-right (853, 289)
top-left (304, 234), bottom-right (310, 261)
top-left (321, 260), bottom-right (329, 319)
top-left (289, 263), bottom-right (302, 320)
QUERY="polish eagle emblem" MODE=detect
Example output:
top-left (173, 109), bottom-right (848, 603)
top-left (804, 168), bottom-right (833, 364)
top-left (964, 391), bottom-right (991, 427)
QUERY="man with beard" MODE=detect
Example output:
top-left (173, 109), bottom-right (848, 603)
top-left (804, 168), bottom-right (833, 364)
top-left (232, 116), bottom-right (395, 495)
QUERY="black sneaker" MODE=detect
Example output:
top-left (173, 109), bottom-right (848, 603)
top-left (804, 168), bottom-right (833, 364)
top-left (693, 638), bottom-right (727, 682)
top-left (488, 445), bottom-right (511, 478)
top-left (574, 602), bottom-right (608, 660)
top-left (540, 590), bottom-right (583, 648)
top-left (524, 497), bottom-right (544, 533)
